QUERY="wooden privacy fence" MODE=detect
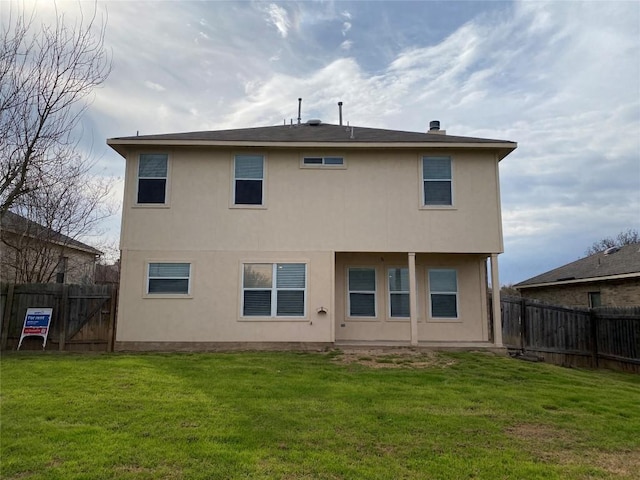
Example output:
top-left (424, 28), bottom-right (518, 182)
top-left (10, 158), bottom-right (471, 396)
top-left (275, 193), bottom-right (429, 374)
top-left (0, 283), bottom-right (117, 352)
top-left (501, 297), bottom-right (640, 372)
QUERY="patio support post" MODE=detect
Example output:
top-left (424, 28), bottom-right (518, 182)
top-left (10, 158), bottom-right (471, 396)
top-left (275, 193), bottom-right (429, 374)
top-left (408, 252), bottom-right (418, 346)
top-left (490, 253), bottom-right (503, 347)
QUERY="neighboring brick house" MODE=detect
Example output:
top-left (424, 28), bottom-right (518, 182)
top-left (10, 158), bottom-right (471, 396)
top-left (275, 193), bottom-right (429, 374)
top-left (0, 211), bottom-right (102, 284)
top-left (107, 119), bottom-right (516, 350)
top-left (515, 243), bottom-right (640, 308)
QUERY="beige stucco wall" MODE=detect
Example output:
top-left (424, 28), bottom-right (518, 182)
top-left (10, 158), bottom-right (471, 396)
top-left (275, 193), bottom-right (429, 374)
top-left (116, 250), bottom-right (335, 344)
top-left (519, 278), bottom-right (640, 308)
top-left (334, 252), bottom-right (489, 342)
top-left (116, 249), bottom-right (490, 345)
top-left (116, 144), bottom-right (502, 346)
top-left (120, 147), bottom-right (503, 254)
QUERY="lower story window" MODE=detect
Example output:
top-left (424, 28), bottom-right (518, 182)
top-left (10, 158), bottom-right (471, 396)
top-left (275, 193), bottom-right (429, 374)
top-left (428, 269), bottom-right (458, 318)
top-left (147, 263), bottom-right (191, 294)
top-left (243, 263), bottom-right (306, 317)
top-left (588, 292), bottom-right (601, 308)
top-left (388, 267), bottom-right (410, 317)
top-left (348, 267), bottom-right (376, 317)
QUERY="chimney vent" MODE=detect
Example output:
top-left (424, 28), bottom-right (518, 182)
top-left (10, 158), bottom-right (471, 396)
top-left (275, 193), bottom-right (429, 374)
top-left (428, 120), bottom-right (446, 135)
top-left (338, 101), bottom-right (343, 126)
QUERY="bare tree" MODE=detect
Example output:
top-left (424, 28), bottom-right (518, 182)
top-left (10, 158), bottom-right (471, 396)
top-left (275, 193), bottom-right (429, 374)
top-left (500, 284), bottom-right (521, 298)
top-left (585, 229), bottom-right (640, 256)
top-left (0, 2), bottom-right (111, 216)
top-left (0, 3), bottom-right (114, 283)
top-left (1, 159), bottom-right (113, 283)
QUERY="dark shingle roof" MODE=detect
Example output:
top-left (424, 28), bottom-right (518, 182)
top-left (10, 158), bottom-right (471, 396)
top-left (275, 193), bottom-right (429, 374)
top-left (1, 211), bottom-right (102, 255)
top-left (109, 122), bottom-right (514, 144)
top-left (515, 243), bottom-right (640, 288)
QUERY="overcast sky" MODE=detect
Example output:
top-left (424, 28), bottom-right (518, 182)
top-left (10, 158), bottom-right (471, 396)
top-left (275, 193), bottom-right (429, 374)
top-left (3, 0), bottom-right (639, 285)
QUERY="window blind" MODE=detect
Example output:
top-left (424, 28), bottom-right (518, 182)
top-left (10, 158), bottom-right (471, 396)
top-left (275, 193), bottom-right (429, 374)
top-left (139, 154), bottom-right (168, 177)
top-left (423, 157), bottom-right (451, 180)
top-left (235, 155), bottom-right (264, 179)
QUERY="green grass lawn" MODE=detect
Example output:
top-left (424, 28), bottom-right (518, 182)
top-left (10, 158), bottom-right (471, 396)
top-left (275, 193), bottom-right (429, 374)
top-left (1, 350), bottom-right (639, 479)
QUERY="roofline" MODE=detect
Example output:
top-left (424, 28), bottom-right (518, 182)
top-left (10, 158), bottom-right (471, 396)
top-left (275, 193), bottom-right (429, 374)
top-left (107, 139), bottom-right (517, 160)
top-left (2, 224), bottom-right (103, 256)
top-left (515, 271), bottom-right (640, 289)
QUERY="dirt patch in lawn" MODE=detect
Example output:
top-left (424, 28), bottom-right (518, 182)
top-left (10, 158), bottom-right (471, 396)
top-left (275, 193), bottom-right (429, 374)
top-left (506, 423), bottom-right (640, 478)
top-left (331, 348), bottom-right (457, 369)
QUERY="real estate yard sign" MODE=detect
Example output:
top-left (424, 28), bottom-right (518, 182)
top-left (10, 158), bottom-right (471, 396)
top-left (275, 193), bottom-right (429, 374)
top-left (17, 308), bottom-right (53, 350)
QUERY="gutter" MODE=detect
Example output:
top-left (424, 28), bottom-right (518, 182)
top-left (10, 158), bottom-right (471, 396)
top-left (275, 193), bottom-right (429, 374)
top-left (107, 139), bottom-right (517, 160)
top-left (516, 272), bottom-right (640, 289)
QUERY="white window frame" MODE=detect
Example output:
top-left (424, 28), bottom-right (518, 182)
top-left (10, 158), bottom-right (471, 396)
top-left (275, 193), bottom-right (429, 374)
top-left (146, 262), bottom-right (191, 296)
top-left (232, 154), bottom-right (266, 208)
top-left (421, 156), bottom-right (453, 207)
top-left (136, 153), bottom-right (169, 206)
top-left (347, 267), bottom-right (377, 318)
top-left (301, 155), bottom-right (346, 169)
top-left (388, 267), bottom-right (410, 319)
top-left (241, 263), bottom-right (307, 318)
top-left (428, 268), bottom-right (459, 320)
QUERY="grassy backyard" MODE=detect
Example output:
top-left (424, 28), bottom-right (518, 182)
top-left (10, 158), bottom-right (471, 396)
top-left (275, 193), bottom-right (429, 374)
top-left (1, 350), bottom-right (639, 479)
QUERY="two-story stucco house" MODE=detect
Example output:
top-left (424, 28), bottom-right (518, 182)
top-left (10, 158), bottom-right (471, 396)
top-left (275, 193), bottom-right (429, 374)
top-left (107, 119), bottom-right (516, 351)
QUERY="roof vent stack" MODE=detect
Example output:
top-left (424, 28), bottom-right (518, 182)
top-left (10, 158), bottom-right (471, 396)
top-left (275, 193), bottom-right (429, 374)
top-left (428, 120), bottom-right (446, 135)
top-left (338, 101), bottom-right (343, 126)
top-left (297, 98), bottom-right (302, 125)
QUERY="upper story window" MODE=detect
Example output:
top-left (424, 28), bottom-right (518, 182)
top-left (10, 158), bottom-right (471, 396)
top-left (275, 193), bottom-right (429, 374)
top-left (303, 156), bottom-right (344, 167)
top-left (234, 155), bottom-right (264, 205)
top-left (428, 269), bottom-right (458, 318)
top-left (137, 154), bottom-right (168, 204)
top-left (422, 156), bottom-right (452, 206)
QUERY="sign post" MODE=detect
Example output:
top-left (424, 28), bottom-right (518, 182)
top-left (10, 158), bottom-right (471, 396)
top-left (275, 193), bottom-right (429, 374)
top-left (17, 308), bottom-right (53, 350)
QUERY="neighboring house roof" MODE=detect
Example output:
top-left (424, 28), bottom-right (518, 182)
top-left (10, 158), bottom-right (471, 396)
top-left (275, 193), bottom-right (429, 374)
top-left (0, 211), bottom-right (103, 256)
top-left (108, 122), bottom-right (517, 159)
top-left (515, 243), bottom-right (640, 289)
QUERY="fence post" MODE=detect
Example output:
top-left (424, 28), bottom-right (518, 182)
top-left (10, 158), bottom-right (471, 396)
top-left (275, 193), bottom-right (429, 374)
top-left (106, 286), bottom-right (117, 352)
top-left (590, 309), bottom-right (599, 368)
top-left (1, 284), bottom-right (16, 350)
top-left (520, 298), bottom-right (527, 352)
top-left (58, 285), bottom-right (69, 351)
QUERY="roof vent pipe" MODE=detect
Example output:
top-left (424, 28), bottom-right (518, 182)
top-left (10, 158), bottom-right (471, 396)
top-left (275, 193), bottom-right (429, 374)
top-left (338, 101), bottom-right (343, 126)
top-left (297, 98), bottom-right (302, 125)
top-left (429, 120), bottom-right (440, 131)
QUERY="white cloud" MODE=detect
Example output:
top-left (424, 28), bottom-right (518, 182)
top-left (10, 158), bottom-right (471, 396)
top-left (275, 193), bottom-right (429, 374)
top-left (342, 21), bottom-right (352, 36)
top-left (144, 81), bottom-right (165, 92)
top-left (340, 40), bottom-right (353, 51)
top-left (266, 3), bottom-right (290, 38)
top-left (269, 50), bottom-right (282, 62)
